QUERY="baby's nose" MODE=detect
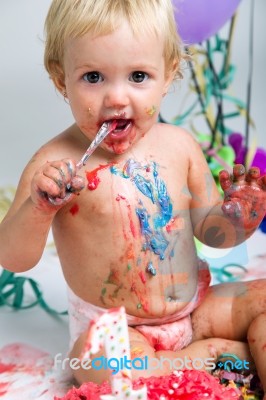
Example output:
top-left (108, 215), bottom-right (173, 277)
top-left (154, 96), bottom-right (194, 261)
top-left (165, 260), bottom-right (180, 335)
top-left (103, 83), bottom-right (129, 109)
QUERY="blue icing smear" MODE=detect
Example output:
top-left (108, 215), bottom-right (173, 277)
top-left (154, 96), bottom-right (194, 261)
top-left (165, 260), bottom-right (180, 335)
top-left (136, 207), bottom-right (169, 260)
top-left (133, 174), bottom-right (155, 203)
top-left (110, 159), bottom-right (174, 260)
top-left (110, 165), bottom-right (128, 178)
top-left (153, 163), bottom-right (173, 228)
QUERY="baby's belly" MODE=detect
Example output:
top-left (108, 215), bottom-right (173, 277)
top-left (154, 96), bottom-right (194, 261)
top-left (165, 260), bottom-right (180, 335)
top-left (98, 259), bottom-right (199, 318)
top-left (101, 279), bottom-right (199, 319)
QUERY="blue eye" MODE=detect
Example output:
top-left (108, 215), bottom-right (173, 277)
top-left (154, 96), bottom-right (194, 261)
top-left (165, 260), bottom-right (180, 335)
top-left (130, 71), bottom-right (148, 83)
top-left (83, 71), bottom-right (103, 84)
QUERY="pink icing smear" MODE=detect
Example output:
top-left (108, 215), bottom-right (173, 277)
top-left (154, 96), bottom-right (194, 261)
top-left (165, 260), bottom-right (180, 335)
top-left (0, 382), bottom-right (9, 396)
top-left (0, 343), bottom-right (69, 399)
top-left (55, 370), bottom-right (240, 400)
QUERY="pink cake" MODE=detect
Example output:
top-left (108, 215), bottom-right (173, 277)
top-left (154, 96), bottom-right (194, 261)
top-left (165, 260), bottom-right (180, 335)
top-left (55, 369), bottom-right (241, 400)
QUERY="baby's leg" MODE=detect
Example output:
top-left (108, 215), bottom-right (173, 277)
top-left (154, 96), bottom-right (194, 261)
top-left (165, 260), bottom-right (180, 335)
top-left (191, 279), bottom-right (266, 395)
top-left (68, 330), bottom-right (108, 385)
top-left (69, 327), bottom-right (253, 385)
top-left (247, 312), bottom-right (266, 399)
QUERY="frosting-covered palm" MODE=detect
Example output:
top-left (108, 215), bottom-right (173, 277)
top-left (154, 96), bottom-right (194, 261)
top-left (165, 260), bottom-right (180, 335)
top-left (219, 164), bottom-right (266, 231)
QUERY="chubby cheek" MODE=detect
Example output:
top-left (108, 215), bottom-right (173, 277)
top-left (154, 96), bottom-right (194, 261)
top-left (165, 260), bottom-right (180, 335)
top-left (71, 104), bottom-right (93, 129)
top-left (145, 105), bottom-right (157, 117)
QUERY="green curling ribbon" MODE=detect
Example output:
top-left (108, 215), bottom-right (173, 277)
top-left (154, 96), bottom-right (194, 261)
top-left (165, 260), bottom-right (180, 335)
top-left (210, 263), bottom-right (247, 283)
top-left (194, 238), bottom-right (248, 283)
top-left (0, 268), bottom-right (67, 316)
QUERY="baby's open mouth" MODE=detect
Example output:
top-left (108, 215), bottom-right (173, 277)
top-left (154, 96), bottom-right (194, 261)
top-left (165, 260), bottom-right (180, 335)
top-left (106, 119), bottom-right (132, 136)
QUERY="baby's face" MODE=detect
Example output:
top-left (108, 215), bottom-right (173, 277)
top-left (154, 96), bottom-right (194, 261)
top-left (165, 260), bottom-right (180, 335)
top-left (62, 21), bottom-right (173, 155)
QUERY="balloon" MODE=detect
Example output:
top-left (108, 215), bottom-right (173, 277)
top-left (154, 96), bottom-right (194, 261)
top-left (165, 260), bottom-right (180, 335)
top-left (229, 132), bottom-right (266, 175)
top-left (173, 0), bottom-right (242, 45)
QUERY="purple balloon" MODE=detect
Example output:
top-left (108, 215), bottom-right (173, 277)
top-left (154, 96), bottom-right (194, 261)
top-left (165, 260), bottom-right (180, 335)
top-left (252, 149), bottom-right (266, 175)
top-left (173, 0), bottom-right (242, 45)
top-left (229, 133), bottom-right (266, 175)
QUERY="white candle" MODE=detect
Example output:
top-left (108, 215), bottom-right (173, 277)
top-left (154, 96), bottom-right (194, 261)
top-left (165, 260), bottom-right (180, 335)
top-left (81, 306), bottom-right (147, 400)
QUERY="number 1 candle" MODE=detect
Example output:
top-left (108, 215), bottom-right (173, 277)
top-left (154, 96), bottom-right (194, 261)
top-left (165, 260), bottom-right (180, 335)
top-left (81, 306), bottom-right (147, 400)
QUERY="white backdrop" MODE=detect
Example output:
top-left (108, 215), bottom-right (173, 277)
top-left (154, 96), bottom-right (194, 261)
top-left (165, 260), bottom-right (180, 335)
top-left (0, 0), bottom-right (265, 186)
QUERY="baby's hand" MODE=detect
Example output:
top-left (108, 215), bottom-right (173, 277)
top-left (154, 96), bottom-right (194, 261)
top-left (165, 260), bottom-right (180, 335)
top-left (219, 164), bottom-right (266, 231)
top-left (31, 159), bottom-right (85, 209)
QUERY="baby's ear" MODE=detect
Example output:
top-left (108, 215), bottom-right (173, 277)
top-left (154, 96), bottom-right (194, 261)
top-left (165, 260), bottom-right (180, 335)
top-left (163, 60), bottom-right (178, 94)
top-left (49, 61), bottom-right (66, 93)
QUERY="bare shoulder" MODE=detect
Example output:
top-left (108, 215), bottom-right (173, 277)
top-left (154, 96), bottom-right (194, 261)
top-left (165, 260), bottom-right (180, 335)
top-left (153, 123), bottom-right (203, 159)
top-left (155, 122), bottom-right (199, 143)
top-left (30, 124), bottom-right (81, 166)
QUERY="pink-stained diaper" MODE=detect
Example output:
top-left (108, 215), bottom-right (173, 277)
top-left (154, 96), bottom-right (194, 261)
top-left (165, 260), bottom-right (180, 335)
top-left (135, 316), bottom-right (193, 351)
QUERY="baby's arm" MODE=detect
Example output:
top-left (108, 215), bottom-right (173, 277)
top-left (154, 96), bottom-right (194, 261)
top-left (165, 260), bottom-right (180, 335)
top-left (0, 151), bottom-right (84, 272)
top-left (186, 133), bottom-right (266, 248)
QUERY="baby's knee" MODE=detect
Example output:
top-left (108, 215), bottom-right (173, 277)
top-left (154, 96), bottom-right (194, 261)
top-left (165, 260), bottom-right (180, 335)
top-left (191, 338), bottom-right (226, 359)
top-left (69, 330), bottom-right (108, 385)
top-left (247, 312), bottom-right (266, 343)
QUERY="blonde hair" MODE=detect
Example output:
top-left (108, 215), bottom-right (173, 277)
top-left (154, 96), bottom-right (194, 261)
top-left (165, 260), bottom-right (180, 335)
top-left (44, 0), bottom-right (186, 81)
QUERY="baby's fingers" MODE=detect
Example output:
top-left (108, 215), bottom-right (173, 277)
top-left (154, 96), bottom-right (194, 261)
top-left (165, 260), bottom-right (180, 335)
top-left (43, 159), bottom-right (75, 194)
top-left (257, 175), bottom-right (266, 190)
top-left (69, 175), bottom-right (85, 193)
top-left (47, 176), bottom-right (85, 206)
top-left (246, 166), bottom-right (260, 185)
top-left (219, 170), bottom-right (231, 191)
top-left (231, 164), bottom-right (247, 185)
top-left (32, 158), bottom-right (78, 208)
top-left (33, 172), bottom-right (63, 199)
